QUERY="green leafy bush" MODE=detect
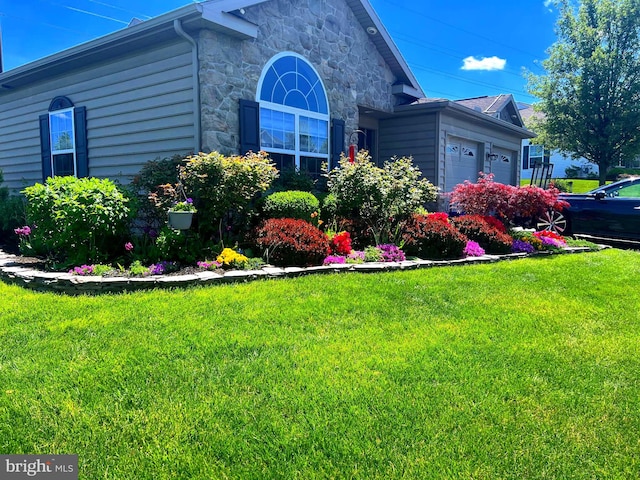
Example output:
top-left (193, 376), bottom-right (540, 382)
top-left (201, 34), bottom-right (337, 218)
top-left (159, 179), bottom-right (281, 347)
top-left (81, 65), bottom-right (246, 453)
top-left (450, 215), bottom-right (513, 254)
top-left (326, 151), bottom-right (438, 245)
top-left (401, 214), bottom-right (468, 260)
top-left (255, 218), bottom-right (329, 267)
top-left (154, 226), bottom-right (206, 265)
top-left (262, 190), bottom-right (320, 225)
top-left (179, 151), bottom-right (278, 237)
top-left (21, 176), bottom-right (132, 267)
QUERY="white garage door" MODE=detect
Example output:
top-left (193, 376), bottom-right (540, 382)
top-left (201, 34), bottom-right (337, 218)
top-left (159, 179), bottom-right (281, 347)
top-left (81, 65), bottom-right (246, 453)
top-left (445, 141), bottom-right (479, 192)
top-left (491, 150), bottom-right (513, 185)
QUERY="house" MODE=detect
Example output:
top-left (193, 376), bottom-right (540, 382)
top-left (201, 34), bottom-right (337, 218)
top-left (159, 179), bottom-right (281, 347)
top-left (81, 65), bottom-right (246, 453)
top-left (0, 0), bottom-right (534, 196)
top-left (517, 102), bottom-right (597, 181)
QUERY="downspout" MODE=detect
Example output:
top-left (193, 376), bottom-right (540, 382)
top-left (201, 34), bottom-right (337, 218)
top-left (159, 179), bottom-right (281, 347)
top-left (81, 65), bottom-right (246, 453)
top-left (174, 19), bottom-right (201, 153)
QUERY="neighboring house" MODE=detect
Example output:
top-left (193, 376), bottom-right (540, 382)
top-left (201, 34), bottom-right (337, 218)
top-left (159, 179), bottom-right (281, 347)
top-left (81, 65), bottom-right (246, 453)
top-left (0, 0), bottom-right (534, 196)
top-left (517, 102), bottom-right (597, 180)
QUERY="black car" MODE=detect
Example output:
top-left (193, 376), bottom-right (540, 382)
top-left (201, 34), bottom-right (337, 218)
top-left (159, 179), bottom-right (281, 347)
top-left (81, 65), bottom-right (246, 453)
top-left (537, 177), bottom-right (640, 239)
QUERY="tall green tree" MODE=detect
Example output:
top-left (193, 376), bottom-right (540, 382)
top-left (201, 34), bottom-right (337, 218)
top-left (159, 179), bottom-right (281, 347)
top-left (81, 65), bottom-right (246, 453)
top-left (528, 0), bottom-right (640, 184)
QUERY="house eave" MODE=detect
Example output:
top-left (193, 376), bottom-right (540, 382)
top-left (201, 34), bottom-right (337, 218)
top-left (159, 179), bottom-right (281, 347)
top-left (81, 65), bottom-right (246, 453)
top-left (395, 100), bottom-right (536, 139)
top-left (0, 2), bottom-right (259, 92)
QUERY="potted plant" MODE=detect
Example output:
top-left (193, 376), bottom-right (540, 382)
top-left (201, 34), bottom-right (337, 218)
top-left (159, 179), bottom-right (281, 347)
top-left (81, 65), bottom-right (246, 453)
top-left (168, 198), bottom-right (197, 230)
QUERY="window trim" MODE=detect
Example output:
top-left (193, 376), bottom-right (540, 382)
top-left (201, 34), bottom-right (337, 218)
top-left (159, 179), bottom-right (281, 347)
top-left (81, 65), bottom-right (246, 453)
top-left (256, 53), bottom-right (330, 172)
top-left (49, 107), bottom-right (78, 177)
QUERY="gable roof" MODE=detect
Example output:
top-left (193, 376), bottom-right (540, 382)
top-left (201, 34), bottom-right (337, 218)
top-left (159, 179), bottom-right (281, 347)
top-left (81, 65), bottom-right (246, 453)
top-left (0, 0), bottom-right (423, 98)
top-left (454, 94), bottom-right (525, 128)
top-left (397, 97), bottom-right (535, 139)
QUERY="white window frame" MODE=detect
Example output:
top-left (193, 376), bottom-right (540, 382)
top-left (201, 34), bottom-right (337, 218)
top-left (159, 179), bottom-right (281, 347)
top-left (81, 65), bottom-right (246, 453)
top-left (256, 52), bottom-right (330, 170)
top-left (49, 107), bottom-right (77, 177)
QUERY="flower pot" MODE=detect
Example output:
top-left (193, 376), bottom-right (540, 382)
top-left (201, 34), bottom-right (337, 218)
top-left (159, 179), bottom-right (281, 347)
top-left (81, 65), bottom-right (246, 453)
top-left (168, 211), bottom-right (194, 230)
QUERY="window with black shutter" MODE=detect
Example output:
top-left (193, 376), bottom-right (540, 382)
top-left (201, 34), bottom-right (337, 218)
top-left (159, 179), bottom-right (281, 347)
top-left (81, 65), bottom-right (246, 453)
top-left (39, 96), bottom-right (88, 181)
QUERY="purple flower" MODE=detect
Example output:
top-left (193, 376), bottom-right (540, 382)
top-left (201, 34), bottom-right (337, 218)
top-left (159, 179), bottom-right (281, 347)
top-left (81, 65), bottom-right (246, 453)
top-left (124, 242), bottom-right (134, 252)
top-left (14, 226), bottom-right (31, 236)
top-left (347, 251), bottom-right (365, 262)
top-left (69, 264), bottom-right (94, 276)
top-left (148, 229), bottom-right (158, 239)
top-left (186, 198), bottom-right (193, 204)
top-left (323, 255), bottom-right (346, 265)
top-left (149, 261), bottom-right (178, 275)
top-left (197, 260), bottom-right (222, 270)
top-left (378, 244), bottom-right (406, 262)
top-left (512, 239), bottom-right (536, 254)
top-left (464, 240), bottom-right (485, 257)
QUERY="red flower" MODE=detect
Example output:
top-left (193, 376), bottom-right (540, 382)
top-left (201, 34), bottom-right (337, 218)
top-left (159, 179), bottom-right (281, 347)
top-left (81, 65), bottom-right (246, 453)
top-left (330, 231), bottom-right (352, 255)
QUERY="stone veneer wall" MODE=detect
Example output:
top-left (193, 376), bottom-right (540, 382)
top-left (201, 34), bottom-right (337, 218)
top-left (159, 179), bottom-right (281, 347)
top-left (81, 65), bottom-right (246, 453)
top-left (197, 0), bottom-right (398, 154)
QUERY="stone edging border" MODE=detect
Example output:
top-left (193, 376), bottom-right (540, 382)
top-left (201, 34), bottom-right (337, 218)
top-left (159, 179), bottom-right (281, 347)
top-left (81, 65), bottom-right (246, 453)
top-left (0, 247), bottom-right (603, 295)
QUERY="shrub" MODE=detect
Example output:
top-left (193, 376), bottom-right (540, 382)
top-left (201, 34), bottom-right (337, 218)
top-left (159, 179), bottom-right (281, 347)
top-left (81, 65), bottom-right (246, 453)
top-left (131, 154), bottom-right (187, 233)
top-left (154, 226), bottom-right (206, 265)
top-left (326, 151), bottom-right (438, 244)
top-left (401, 214), bottom-right (468, 260)
top-left (21, 176), bottom-right (132, 267)
top-left (450, 215), bottom-right (513, 254)
top-left (272, 167), bottom-right (317, 192)
top-left (449, 172), bottom-right (567, 226)
top-left (449, 172), bottom-right (513, 219)
top-left (262, 190), bottom-right (320, 225)
top-left (255, 218), bottom-right (329, 267)
top-left (179, 151), bottom-right (278, 237)
top-left (0, 170), bottom-right (27, 251)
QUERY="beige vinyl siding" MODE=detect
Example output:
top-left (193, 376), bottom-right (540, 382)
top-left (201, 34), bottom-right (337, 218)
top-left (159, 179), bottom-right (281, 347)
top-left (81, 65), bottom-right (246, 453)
top-left (0, 40), bottom-right (194, 191)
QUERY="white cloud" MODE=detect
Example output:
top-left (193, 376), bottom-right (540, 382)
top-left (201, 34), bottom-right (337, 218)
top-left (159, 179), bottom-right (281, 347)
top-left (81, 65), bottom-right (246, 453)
top-left (544, 0), bottom-right (554, 12)
top-left (461, 56), bottom-right (507, 71)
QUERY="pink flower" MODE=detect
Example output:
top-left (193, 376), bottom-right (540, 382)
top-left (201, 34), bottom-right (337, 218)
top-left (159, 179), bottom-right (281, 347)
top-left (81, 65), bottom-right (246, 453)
top-left (125, 242), bottom-right (134, 252)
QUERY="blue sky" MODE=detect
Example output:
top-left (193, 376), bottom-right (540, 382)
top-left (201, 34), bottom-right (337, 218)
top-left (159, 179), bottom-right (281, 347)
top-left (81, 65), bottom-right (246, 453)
top-left (0, 0), bottom-right (559, 103)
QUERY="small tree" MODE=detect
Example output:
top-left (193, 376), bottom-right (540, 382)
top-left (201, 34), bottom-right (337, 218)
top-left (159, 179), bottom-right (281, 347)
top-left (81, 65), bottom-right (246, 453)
top-left (527, 0), bottom-right (640, 185)
top-left (326, 151), bottom-right (438, 245)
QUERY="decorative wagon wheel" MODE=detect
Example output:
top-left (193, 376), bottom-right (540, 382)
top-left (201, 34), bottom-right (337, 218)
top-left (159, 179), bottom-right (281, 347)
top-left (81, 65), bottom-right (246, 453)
top-left (536, 209), bottom-right (568, 235)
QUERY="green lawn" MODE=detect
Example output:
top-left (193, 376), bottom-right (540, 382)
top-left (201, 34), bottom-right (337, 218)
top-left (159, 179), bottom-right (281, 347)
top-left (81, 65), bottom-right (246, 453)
top-left (521, 178), bottom-right (602, 192)
top-left (1, 249), bottom-right (639, 479)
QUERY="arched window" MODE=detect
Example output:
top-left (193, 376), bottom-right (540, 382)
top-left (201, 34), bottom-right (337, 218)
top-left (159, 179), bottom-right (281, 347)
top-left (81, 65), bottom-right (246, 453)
top-left (256, 53), bottom-right (329, 176)
top-left (39, 96), bottom-right (88, 180)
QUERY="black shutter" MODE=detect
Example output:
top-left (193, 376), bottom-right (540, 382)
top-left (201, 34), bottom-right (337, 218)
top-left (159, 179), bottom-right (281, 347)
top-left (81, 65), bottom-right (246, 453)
top-left (239, 99), bottom-right (260, 154)
top-left (39, 114), bottom-right (52, 182)
top-left (522, 145), bottom-right (530, 170)
top-left (330, 118), bottom-right (345, 169)
top-left (74, 106), bottom-right (88, 177)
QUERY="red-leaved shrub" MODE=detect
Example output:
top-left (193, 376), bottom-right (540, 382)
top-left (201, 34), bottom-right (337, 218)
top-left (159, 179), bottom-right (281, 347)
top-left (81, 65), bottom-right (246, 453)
top-left (255, 218), bottom-right (329, 267)
top-left (401, 214), bottom-right (468, 260)
top-left (481, 215), bottom-right (507, 233)
top-left (450, 215), bottom-right (513, 254)
top-left (449, 172), bottom-right (568, 225)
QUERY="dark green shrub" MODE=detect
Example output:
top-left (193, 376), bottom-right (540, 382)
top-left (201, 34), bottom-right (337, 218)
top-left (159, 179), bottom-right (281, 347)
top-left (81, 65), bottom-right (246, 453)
top-left (22, 176), bottom-right (132, 267)
top-left (273, 167), bottom-right (316, 192)
top-left (450, 215), bottom-right (513, 254)
top-left (255, 218), bottom-right (329, 267)
top-left (131, 154), bottom-right (187, 232)
top-left (154, 226), bottom-right (207, 265)
top-left (401, 214), bottom-right (468, 260)
top-left (262, 190), bottom-right (320, 225)
top-left (0, 170), bottom-right (27, 251)
top-left (606, 167), bottom-right (640, 181)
